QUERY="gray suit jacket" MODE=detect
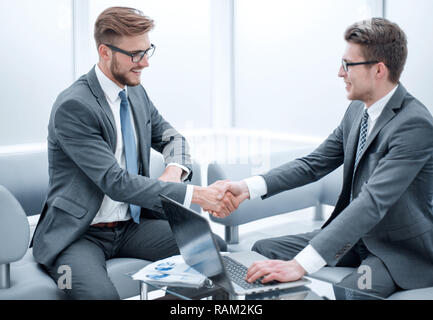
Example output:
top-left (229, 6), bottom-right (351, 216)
top-left (262, 84), bottom-right (433, 289)
top-left (32, 67), bottom-right (192, 267)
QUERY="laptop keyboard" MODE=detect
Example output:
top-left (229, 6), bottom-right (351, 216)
top-left (222, 255), bottom-right (269, 290)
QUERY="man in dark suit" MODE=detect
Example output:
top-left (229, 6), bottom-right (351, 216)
top-left (216, 18), bottom-right (433, 299)
top-left (31, 7), bottom-right (235, 299)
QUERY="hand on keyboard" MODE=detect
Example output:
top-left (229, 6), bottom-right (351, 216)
top-left (245, 259), bottom-right (306, 284)
top-left (222, 256), bottom-right (275, 289)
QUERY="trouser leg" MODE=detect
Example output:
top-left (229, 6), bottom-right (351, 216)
top-left (44, 236), bottom-right (119, 300)
top-left (115, 217), bottom-right (227, 261)
top-left (252, 229), bottom-right (361, 267)
top-left (250, 228), bottom-right (398, 300)
top-left (251, 229), bottom-right (321, 260)
top-left (333, 254), bottom-right (398, 300)
top-left (115, 218), bottom-right (180, 260)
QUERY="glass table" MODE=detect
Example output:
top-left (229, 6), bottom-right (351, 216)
top-left (138, 277), bottom-right (384, 301)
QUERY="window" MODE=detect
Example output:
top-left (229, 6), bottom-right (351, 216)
top-left (234, 0), bottom-right (379, 139)
top-left (0, 0), bottom-right (73, 145)
top-left (87, 0), bottom-right (212, 130)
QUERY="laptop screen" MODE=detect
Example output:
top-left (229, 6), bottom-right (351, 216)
top-left (160, 195), bottom-right (225, 278)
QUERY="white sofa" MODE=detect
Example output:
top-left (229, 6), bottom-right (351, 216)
top-left (0, 149), bottom-right (200, 299)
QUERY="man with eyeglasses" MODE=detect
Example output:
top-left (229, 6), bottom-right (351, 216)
top-left (31, 6), bottom-right (236, 299)
top-left (215, 18), bottom-right (433, 299)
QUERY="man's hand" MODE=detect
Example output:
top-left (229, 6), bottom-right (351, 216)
top-left (225, 180), bottom-right (250, 203)
top-left (245, 259), bottom-right (306, 284)
top-left (158, 165), bottom-right (184, 183)
top-left (207, 180), bottom-right (250, 218)
top-left (191, 182), bottom-right (238, 217)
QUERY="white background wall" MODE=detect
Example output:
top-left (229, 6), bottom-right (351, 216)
top-left (87, 0), bottom-right (213, 131)
top-left (1, 0), bottom-right (431, 150)
top-left (234, 0), bottom-right (380, 138)
top-left (385, 0), bottom-right (433, 112)
top-left (0, 0), bottom-right (74, 145)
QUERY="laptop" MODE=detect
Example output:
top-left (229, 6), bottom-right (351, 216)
top-left (160, 194), bottom-right (311, 296)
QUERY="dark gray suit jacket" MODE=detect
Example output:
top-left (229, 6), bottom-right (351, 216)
top-left (262, 84), bottom-right (433, 289)
top-left (32, 67), bottom-right (192, 267)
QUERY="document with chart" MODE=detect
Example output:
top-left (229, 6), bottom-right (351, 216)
top-left (131, 255), bottom-right (210, 288)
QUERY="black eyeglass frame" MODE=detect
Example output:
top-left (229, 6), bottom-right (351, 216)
top-left (342, 59), bottom-right (379, 72)
top-left (104, 43), bottom-right (155, 63)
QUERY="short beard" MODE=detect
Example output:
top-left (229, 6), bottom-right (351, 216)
top-left (110, 55), bottom-right (140, 87)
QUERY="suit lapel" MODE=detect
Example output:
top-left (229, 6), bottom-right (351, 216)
top-left (127, 86), bottom-right (150, 176)
top-left (322, 85), bottom-right (407, 229)
top-left (345, 107), bottom-right (364, 172)
top-left (86, 67), bottom-right (117, 151)
top-left (353, 84), bottom-right (406, 174)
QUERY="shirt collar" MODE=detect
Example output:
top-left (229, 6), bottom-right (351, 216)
top-left (365, 84), bottom-right (398, 122)
top-left (95, 64), bottom-right (127, 103)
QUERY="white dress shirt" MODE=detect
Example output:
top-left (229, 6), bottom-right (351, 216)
top-left (243, 84), bottom-right (398, 274)
top-left (92, 65), bottom-right (192, 225)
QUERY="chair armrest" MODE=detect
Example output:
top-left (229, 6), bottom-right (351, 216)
top-left (0, 151), bottom-right (49, 216)
top-left (207, 147), bottom-right (322, 227)
top-left (150, 149), bottom-right (202, 213)
top-left (0, 185), bottom-right (30, 264)
top-left (208, 180), bottom-right (322, 226)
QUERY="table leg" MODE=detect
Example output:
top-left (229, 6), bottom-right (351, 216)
top-left (140, 281), bottom-right (149, 300)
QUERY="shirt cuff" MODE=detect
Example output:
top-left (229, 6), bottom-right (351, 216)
top-left (183, 184), bottom-right (194, 208)
top-left (294, 244), bottom-right (327, 274)
top-left (243, 176), bottom-right (268, 200)
top-left (167, 163), bottom-right (190, 182)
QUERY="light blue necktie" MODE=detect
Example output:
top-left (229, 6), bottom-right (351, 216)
top-left (119, 90), bottom-right (141, 224)
top-left (351, 109), bottom-right (369, 201)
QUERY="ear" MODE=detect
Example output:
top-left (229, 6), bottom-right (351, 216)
top-left (375, 62), bottom-right (388, 81)
top-left (98, 44), bottom-right (111, 62)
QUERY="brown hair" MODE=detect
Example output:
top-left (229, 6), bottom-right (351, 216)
top-left (344, 18), bottom-right (407, 83)
top-left (94, 7), bottom-right (154, 48)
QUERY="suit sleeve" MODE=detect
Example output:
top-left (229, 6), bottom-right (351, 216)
top-left (53, 98), bottom-right (187, 212)
top-left (310, 114), bottom-right (433, 266)
top-left (261, 118), bottom-right (345, 199)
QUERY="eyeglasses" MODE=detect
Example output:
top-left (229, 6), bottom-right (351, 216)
top-left (341, 59), bottom-right (379, 72)
top-left (105, 43), bottom-right (156, 63)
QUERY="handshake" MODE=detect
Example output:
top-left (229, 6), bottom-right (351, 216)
top-left (158, 165), bottom-right (250, 217)
top-left (191, 180), bottom-right (251, 218)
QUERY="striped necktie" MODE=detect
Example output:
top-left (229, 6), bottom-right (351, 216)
top-left (350, 109), bottom-right (368, 201)
top-left (351, 109), bottom-right (369, 201)
top-left (355, 109), bottom-right (369, 167)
